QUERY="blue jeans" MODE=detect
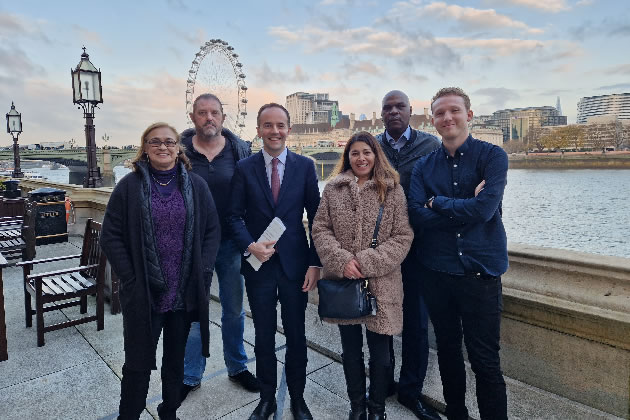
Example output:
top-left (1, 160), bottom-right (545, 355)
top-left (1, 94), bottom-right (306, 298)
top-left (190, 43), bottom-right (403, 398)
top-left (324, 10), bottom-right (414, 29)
top-left (183, 239), bottom-right (247, 385)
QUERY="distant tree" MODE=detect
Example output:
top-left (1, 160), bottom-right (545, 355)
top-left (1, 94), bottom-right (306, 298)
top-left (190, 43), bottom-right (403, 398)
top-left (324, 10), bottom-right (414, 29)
top-left (543, 126), bottom-right (570, 151)
top-left (503, 140), bottom-right (527, 153)
top-left (529, 127), bottom-right (546, 152)
top-left (622, 124), bottom-right (630, 150)
top-left (585, 123), bottom-right (610, 152)
top-left (612, 120), bottom-right (626, 150)
top-left (565, 125), bottom-right (585, 150)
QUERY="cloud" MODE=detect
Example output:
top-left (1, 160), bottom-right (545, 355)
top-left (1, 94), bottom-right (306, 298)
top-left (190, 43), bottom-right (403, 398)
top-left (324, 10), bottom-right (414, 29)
top-left (400, 2), bottom-right (544, 35)
top-left (268, 25), bottom-right (462, 70)
top-left (602, 64), bottom-right (630, 75)
top-left (0, 12), bottom-right (51, 43)
top-left (0, 45), bottom-right (46, 79)
top-left (575, 0), bottom-right (594, 6)
top-left (167, 25), bottom-right (208, 47)
top-left (473, 87), bottom-right (521, 109)
top-left (72, 25), bottom-right (113, 54)
top-left (252, 62), bottom-right (310, 85)
top-left (484, 0), bottom-right (569, 13)
top-left (403, 74), bottom-right (430, 84)
top-left (437, 37), bottom-right (544, 56)
top-left (597, 83), bottom-right (630, 91)
top-left (343, 61), bottom-right (384, 78)
top-left (552, 63), bottom-right (573, 73)
top-left (570, 17), bottom-right (630, 41)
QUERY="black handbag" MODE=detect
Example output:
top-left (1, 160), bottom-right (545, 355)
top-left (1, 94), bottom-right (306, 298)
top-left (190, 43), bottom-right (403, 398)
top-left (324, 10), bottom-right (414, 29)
top-left (317, 204), bottom-right (384, 319)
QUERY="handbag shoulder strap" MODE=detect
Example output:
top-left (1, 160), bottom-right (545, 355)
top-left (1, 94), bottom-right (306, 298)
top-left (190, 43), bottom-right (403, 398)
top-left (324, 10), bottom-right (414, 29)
top-left (370, 204), bottom-right (385, 249)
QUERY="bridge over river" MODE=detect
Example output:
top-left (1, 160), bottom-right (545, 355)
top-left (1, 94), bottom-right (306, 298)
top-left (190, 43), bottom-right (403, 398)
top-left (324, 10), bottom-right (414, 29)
top-left (0, 146), bottom-right (346, 182)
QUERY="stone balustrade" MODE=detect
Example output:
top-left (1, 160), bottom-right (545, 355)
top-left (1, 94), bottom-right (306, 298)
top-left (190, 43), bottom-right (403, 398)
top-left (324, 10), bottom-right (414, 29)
top-left (9, 177), bottom-right (630, 418)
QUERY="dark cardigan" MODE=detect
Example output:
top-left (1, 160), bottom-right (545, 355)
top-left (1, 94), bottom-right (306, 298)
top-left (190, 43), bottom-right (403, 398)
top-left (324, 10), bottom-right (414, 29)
top-left (101, 162), bottom-right (220, 371)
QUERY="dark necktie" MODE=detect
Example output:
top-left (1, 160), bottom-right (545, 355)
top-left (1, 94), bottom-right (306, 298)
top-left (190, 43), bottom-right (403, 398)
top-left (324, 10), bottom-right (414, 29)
top-left (271, 157), bottom-right (280, 204)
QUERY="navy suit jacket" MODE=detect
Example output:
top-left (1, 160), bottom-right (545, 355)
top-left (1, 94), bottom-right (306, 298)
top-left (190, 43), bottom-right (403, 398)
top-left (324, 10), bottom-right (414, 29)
top-left (229, 149), bottom-right (322, 281)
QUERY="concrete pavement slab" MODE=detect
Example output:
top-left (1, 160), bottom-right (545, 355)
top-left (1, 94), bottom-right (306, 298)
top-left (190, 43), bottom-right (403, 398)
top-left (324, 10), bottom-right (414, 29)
top-left (0, 358), bottom-right (121, 420)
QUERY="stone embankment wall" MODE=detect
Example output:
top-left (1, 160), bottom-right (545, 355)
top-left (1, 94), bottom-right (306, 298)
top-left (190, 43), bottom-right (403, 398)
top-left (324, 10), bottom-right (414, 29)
top-left (509, 153), bottom-right (630, 169)
top-left (13, 178), bottom-right (630, 418)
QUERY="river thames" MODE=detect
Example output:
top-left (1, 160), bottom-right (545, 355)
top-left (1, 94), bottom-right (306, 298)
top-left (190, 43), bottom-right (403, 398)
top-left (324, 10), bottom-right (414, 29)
top-left (32, 167), bottom-right (630, 259)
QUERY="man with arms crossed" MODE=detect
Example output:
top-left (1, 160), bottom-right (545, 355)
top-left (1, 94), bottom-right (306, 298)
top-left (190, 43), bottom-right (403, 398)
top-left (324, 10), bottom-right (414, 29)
top-left (408, 87), bottom-right (509, 420)
top-left (376, 90), bottom-right (441, 420)
top-left (229, 103), bottom-right (321, 420)
top-left (179, 94), bottom-right (258, 402)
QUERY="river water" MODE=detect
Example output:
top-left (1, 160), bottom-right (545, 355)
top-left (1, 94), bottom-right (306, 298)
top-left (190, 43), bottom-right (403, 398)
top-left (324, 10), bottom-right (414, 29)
top-left (32, 167), bottom-right (629, 259)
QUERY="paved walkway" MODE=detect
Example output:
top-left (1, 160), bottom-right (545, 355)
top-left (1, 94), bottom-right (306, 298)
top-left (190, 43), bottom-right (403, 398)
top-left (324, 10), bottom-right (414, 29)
top-left (0, 240), bottom-right (621, 419)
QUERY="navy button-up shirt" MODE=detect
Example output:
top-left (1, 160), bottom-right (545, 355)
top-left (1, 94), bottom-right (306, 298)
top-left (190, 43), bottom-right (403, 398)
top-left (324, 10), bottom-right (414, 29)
top-left (408, 135), bottom-right (509, 277)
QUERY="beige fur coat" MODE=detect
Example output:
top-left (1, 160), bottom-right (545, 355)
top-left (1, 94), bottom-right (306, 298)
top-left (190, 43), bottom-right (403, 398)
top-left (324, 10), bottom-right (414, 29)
top-left (312, 170), bottom-right (413, 335)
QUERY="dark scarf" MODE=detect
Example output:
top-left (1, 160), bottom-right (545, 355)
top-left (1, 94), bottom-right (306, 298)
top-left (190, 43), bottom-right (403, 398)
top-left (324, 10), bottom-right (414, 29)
top-left (136, 161), bottom-right (195, 310)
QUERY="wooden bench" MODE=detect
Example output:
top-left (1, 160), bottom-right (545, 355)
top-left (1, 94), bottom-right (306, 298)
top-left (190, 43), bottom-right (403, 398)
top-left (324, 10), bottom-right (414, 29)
top-left (0, 198), bottom-right (36, 263)
top-left (19, 219), bottom-right (106, 347)
top-left (0, 252), bottom-right (7, 361)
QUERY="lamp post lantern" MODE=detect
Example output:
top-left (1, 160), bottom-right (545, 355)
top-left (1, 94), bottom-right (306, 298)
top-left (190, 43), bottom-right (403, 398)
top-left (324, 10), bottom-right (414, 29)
top-left (71, 47), bottom-right (103, 188)
top-left (5, 102), bottom-right (24, 178)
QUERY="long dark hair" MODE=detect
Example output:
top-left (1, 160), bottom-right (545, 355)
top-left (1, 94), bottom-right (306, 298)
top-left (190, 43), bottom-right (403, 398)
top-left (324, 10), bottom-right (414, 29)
top-left (331, 131), bottom-right (399, 203)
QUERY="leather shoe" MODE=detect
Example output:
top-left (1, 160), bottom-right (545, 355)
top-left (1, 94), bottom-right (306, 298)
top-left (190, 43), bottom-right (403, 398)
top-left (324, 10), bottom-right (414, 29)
top-left (229, 370), bottom-right (261, 392)
top-left (290, 397), bottom-right (314, 419)
top-left (179, 382), bottom-right (200, 404)
top-left (248, 399), bottom-right (277, 420)
top-left (398, 395), bottom-right (442, 420)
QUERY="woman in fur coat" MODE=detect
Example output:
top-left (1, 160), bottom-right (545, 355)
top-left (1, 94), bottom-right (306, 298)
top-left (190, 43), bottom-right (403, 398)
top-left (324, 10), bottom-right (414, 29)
top-left (312, 131), bottom-right (413, 420)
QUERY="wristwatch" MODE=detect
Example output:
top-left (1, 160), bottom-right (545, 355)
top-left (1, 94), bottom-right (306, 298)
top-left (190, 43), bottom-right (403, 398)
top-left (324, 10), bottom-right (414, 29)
top-left (425, 196), bottom-right (435, 208)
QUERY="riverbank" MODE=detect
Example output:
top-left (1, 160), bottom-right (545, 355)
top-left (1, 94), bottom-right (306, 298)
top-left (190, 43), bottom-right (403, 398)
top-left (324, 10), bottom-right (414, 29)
top-left (509, 151), bottom-right (630, 169)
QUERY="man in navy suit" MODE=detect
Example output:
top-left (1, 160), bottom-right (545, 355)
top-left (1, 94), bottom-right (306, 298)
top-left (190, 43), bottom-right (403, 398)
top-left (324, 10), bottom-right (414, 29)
top-left (229, 103), bottom-right (321, 420)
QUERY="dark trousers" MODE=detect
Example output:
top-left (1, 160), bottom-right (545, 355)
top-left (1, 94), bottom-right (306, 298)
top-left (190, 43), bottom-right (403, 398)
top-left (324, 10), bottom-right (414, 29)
top-left (397, 254), bottom-right (431, 400)
top-left (420, 266), bottom-right (507, 420)
top-left (118, 310), bottom-right (191, 420)
top-left (245, 257), bottom-right (308, 401)
top-left (339, 324), bottom-right (390, 366)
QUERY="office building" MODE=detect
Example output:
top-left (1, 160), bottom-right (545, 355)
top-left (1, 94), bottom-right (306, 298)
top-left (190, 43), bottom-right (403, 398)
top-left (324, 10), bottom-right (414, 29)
top-left (577, 93), bottom-right (630, 123)
top-left (489, 106), bottom-right (567, 142)
top-left (286, 92), bottom-right (341, 126)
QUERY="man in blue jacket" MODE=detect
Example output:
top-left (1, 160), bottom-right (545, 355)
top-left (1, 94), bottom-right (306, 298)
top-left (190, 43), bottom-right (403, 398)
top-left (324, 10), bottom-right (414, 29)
top-left (408, 87), bottom-right (509, 420)
top-left (376, 90), bottom-right (441, 420)
top-left (229, 103), bottom-right (321, 420)
top-left (179, 94), bottom-right (258, 402)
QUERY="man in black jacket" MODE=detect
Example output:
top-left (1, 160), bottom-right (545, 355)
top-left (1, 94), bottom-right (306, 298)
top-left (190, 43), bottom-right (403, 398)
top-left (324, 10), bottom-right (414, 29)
top-left (376, 90), bottom-right (441, 420)
top-left (179, 94), bottom-right (258, 401)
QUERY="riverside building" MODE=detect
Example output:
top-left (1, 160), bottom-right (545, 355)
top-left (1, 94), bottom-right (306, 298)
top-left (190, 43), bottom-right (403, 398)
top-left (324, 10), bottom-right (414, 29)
top-left (286, 92), bottom-right (341, 126)
top-left (577, 93), bottom-right (630, 124)
top-left (488, 106), bottom-right (567, 143)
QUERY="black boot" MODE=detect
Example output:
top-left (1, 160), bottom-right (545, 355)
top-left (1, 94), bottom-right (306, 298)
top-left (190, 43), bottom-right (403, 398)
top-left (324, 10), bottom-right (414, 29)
top-left (342, 352), bottom-right (367, 420)
top-left (387, 342), bottom-right (397, 397)
top-left (367, 361), bottom-right (389, 420)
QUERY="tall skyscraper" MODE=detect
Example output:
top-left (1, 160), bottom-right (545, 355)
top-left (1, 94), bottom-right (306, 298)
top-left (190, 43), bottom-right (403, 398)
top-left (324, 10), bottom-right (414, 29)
top-left (556, 97), bottom-right (562, 116)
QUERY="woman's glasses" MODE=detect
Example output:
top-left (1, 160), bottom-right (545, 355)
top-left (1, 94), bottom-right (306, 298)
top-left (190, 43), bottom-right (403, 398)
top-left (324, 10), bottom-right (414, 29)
top-left (146, 138), bottom-right (178, 148)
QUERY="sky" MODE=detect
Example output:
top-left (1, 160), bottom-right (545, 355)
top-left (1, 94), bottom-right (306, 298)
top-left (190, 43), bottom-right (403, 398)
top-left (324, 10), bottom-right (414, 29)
top-left (0, 0), bottom-right (629, 147)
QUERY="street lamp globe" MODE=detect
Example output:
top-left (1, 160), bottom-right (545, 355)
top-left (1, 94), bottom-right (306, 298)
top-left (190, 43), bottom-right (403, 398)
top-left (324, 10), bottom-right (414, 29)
top-left (71, 46), bottom-right (103, 188)
top-left (5, 102), bottom-right (24, 178)
top-left (6, 102), bottom-right (22, 135)
top-left (71, 47), bottom-right (102, 105)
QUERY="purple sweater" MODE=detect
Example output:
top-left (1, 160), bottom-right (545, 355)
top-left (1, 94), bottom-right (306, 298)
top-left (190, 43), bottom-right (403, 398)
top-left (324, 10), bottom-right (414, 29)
top-left (150, 166), bottom-right (186, 312)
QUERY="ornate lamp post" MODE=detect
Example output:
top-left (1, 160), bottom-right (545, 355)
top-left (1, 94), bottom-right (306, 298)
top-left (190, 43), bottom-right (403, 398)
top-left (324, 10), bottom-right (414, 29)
top-left (5, 102), bottom-right (24, 178)
top-left (71, 47), bottom-right (103, 187)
